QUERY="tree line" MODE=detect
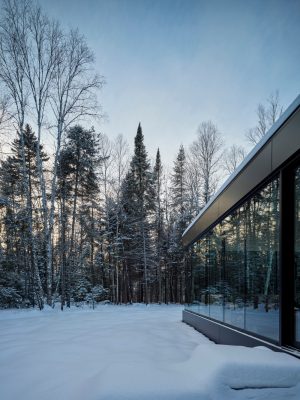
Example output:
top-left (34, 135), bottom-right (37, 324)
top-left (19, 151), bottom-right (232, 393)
top-left (0, 0), bottom-right (282, 309)
top-left (0, 117), bottom-right (224, 308)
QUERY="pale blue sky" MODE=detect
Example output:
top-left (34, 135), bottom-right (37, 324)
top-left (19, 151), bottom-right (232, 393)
top-left (41, 0), bottom-right (300, 165)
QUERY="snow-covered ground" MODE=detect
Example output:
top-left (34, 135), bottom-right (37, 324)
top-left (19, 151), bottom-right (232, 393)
top-left (0, 304), bottom-right (299, 400)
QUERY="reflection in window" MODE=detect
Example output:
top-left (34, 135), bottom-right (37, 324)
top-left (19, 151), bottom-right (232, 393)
top-left (208, 228), bottom-right (223, 322)
top-left (244, 178), bottom-right (279, 340)
top-left (192, 238), bottom-right (209, 317)
top-left (223, 211), bottom-right (245, 330)
top-left (187, 176), bottom-right (280, 342)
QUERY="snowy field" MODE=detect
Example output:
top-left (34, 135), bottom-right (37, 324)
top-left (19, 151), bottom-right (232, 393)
top-left (0, 304), bottom-right (300, 400)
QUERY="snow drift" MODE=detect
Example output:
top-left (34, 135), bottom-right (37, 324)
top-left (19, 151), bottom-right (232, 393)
top-left (0, 304), bottom-right (299, 400)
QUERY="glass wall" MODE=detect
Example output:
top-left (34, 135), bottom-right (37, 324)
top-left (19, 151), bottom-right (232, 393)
top-left (187, 176), bottom-right (280, 342)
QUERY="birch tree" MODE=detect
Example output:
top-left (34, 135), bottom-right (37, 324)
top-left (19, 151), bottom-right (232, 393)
top-left (0, 94), bottom-right (11, 131)
top-left (0, 0), bottom-right (44, 308)
top-left (20, 3), bottom-right (61, 304)
top-left (190, 121), bottom-right (223, 205)
top-left (0, 94), bottom-right (11, 160)
top-left (47, 28), bottom-right (104, 305)
top-left (110, 134), bottom-right (129, 303)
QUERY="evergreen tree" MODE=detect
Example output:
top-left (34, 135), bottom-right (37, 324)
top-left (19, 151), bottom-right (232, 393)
top-left (171, 145), bottom-right (188, 222)
top-left (168, 145), bottom-right (190, 302)
top-left (153, 148), bottom-right (165, 303)
top-left (120, 123), bottom-right (154, 303)
top-left (56, 125), bottom-right (103, 308)
top-left (0, 125), bottom-right (48, 308)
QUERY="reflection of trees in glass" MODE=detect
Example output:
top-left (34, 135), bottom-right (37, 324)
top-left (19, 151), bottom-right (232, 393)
top-left (190, 176), bottom-right (280, 339)
top-left (223, 210), bottom-right (245, 311)
top-left (208, 229), bottom-right (222, 306)
top-left (245, 178), bottom-right (279, 313)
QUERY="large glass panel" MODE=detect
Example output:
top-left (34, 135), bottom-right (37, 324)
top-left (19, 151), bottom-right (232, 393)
top-left (295, 167), bottom-right (300, 347)
top-left (190, 241), bottom-right (201, 314)
top-left (189, 244), bottom-right (200, 314)
top-left (244, 178), bottom-right (279, 341)
top-left (223, 210), bottom-right (245, 329)
top-left (208, 227), bottom-right (223, 322)
top-left (186, 176), bottom-right (280, 342)
top-left (191, 238), bottom-right (209, 316)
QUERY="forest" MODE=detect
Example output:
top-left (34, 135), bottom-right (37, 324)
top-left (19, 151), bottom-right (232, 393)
top-left (0, 0), bottom-right (282, 309)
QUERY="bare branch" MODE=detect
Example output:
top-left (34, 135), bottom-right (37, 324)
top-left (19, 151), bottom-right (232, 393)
top-left (246, 91), bottom-right (283, 146)
top-left (189, 121), bottom-right (223, 204)
top-left (223, 144), bottom-right (246, 175)
top-left (0, 0), bottom-right (31, 129)
top-left (0, 93), bottom-right (12, 131)
top-left (267, 90), bottom-right (283, 126)
top-left (50, 28), bottom-right (104, 131)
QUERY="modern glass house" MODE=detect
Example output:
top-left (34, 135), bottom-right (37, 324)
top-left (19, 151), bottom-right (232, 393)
top-left (183, 95), bottom-right (300, 357)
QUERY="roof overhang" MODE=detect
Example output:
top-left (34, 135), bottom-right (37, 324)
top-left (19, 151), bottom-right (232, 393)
top-left (182, 94), bottom-right (300, 247)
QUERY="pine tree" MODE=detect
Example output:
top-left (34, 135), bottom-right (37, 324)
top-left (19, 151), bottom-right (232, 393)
top-left (56, 125), bottom-right (102, 308)
top-left (0, 125), bottom-right (48, 308)
top-left (168, 145), bottom-right (190, 302)
top-left (153, 148), bottom-right (165, 303)
top-left (120, 123), bottom-right (154, 303)
top-left (171, 145), bottom-right (187, 221)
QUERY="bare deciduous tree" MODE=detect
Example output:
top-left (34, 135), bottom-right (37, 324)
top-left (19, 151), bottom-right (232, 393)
top-left (190, 121), bottom-right (223, 204)
top-left (20, 3), bottom-right (62, 304)
top-left (110, 134), bottom-right (129, 303)
top-left (223, 144), bottom-right (246, 175)
top-left (47, 28), bottom-right (104, 305)
top-left (112, 134), bottom-right (130, 198)
top-left (0, 0), bottom-right (45, 308)
top-left (266, 91), bottom-right (283, 126)
top-left (0, 0), bottom-right (29, 131)
top-left (186, 152), bottom-right (202, 216)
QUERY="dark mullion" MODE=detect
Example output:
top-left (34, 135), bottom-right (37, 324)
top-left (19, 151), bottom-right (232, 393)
top-left (279, 168), bottom-right (295, 346)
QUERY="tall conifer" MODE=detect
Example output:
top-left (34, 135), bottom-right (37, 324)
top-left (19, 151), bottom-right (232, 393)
top-left (121, 123), bottom-right (154, 303)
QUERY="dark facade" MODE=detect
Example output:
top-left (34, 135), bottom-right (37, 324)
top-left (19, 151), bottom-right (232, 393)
top-left (182, 95), bottom-right (300, 357)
